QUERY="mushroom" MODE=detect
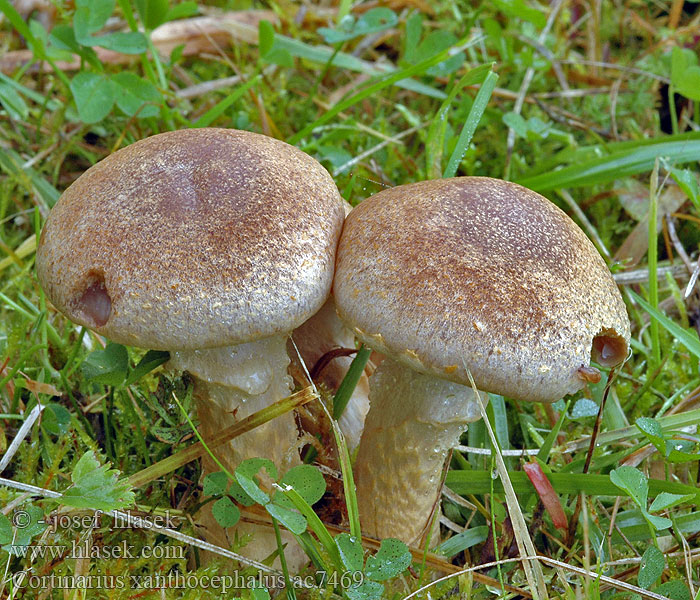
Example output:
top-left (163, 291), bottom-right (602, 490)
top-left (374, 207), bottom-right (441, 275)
top-left (36, 128), bottom-right (345, 565)
top-left (333, 177), bottom-right (630, 545)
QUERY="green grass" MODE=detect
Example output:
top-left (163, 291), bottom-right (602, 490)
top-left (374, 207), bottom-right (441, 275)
top-left (1, 1), bottom-right (700, 599)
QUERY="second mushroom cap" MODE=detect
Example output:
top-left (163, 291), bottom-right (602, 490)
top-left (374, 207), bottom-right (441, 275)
top-left (333, 176), bottom-right (630, 402)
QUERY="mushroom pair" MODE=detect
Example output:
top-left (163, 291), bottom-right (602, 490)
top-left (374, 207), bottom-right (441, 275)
top-left (36, 128), bottom-right (346, 566)
top-left (37, 128), bottom-right (631, 558)
top-left (332, 177), bottom-right (630, 544)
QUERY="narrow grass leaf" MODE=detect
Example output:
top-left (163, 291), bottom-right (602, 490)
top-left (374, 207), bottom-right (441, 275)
top-left (425, 64), bottom-right (492, 179)
top-left (0, 148), bottom-right (60, 209)
top-left (191, 75), bottom-right (260, 128)
top-left (289, 40), bottom-right (470, 145)
top-left (124, 350), bottom-right (169, 386)
top-left (446, 470), bottom-right (700, 503)
top-left (0, 84), bottom-right (28, 120)
top-left (517, 139), bottom-right (700, 191)
top-left (630, 290), bottom-right (700, 359)
top-left (434, 526), bottom-right (489, 557)
top-left (273, 35), bottom-right (446, 99)
top-left (275, 485), bottom-right (344, 571)
top-left (333, 345), bottom-right (370, 419)
top-left (443, 70), bottom-right (498, 178)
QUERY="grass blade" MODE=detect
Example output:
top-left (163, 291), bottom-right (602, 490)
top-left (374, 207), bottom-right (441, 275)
top-left (443, 70), bottom-right (498, 178)
top-left (274, 34), bottom-right (447, 99)
top-left (630, 290), bottom-right (700, 360)
top-left (333, 345), bottom-right (371, 419)
top-left (425, 64), bottom-right (492, 179)
top-left (517, 139), bottom-right (700, 191)
top-left (288, 41), bottom-right (473, 145)
top-left (191, 75), bottom-right (260, 128)
top-left (446, 470), bottom-right (700, 503)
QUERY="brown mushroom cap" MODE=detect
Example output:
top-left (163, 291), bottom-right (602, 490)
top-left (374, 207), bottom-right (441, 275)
top-left (37, 128), bottom-right (345, 350)
top-left (333, 177), bottom-right (630, 403)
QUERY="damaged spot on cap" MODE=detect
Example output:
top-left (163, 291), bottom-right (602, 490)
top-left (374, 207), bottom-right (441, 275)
top-left (591, 332), bottom-right (628, 367)
top-left (77, 275), bottom-right (111, 327)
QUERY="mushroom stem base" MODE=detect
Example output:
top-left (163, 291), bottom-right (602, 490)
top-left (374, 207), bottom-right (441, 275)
top-left (169, 336), bottom-right (304, 570)
top-left (353, 359), bottom-right (485, 545)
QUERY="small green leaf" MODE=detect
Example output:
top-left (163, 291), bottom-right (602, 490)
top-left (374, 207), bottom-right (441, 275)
top-left (669, 167), bottom-right (700, 213)
top-left (49, 24), bottom-right (82, 53)
top-left (112, 72), bottom-right (161, 117)
top-left (135, 0), bottom-right (169, 30)
top-left (0, 514), bottom-right (12, 545)
top-left (318, 8), bottom-right (397, 44)
top-left (274, 465), bottom-right (326, 509)
top-left (42, 402), bottom-right (71, 435)
top-left (69, 72), bottom-right (116, 124)
top-left (258, 21), bottom-right (293, 67)
top-left (89, 31), bottom-right (147, 54)
top-left (73, 0), bottom-right (114, 41)
top-left (264, 48), bottom-right (294, 67)
top-left (250, 586), bottom-right (271, 600)
top-left (570, 398), bottom-right (599, 419)
top-left (61, 451), bottom-right (135, 511)
top-left (5, 505), bottom-right (46, 549)
top-left (265, 502), bottom-right (307, 534)
top-left (649, 492), bottom-right (696, 512)
top-left (656, 581), bottom-right (692, 600)
top-left (346, 580), bottom-right (384, 600)
top-left (202, 471), bottom-right (229, 497)
top-left (492, 0), bottom-right (546, 27)
top-left (211, 496), bottom-right (240, 528)
top-left (638, 545), bottom-right (664, 589)
top-left (81, 342), bottom-right (128, 386)
top-left (610, 466), bottom-right (649, 507)
top-left (636, 417), bottom-right (665, 448)
top-left (165, 2), bottom-right (198, 21)
top-left (503, 111), bottom-right (528, 138)
top-left (229, 479), bottom-right (256, 507)
top-left (125, 349), bottom-right (169, 386)
top-left (234, 458), bottom-right (277, 505)
top-left (672, 47), bottom-right (700, 101)
top-left (259, 20), bottom-right (275, 57)
top-left (336, 533), bottom-right (364, 572)
top-left (363, 538), bottom-right (412, 581)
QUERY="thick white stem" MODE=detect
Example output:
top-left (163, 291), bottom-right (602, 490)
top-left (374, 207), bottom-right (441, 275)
top-left (353, 358), bottom-right (485, 545)
top-left (169, 336), bottom-right (305, 570)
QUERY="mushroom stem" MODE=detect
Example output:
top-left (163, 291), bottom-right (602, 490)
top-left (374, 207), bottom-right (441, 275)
top-left (169, 335), bottom-right (303, 566)
top-left (353, 359), bottom-right (485, 545)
